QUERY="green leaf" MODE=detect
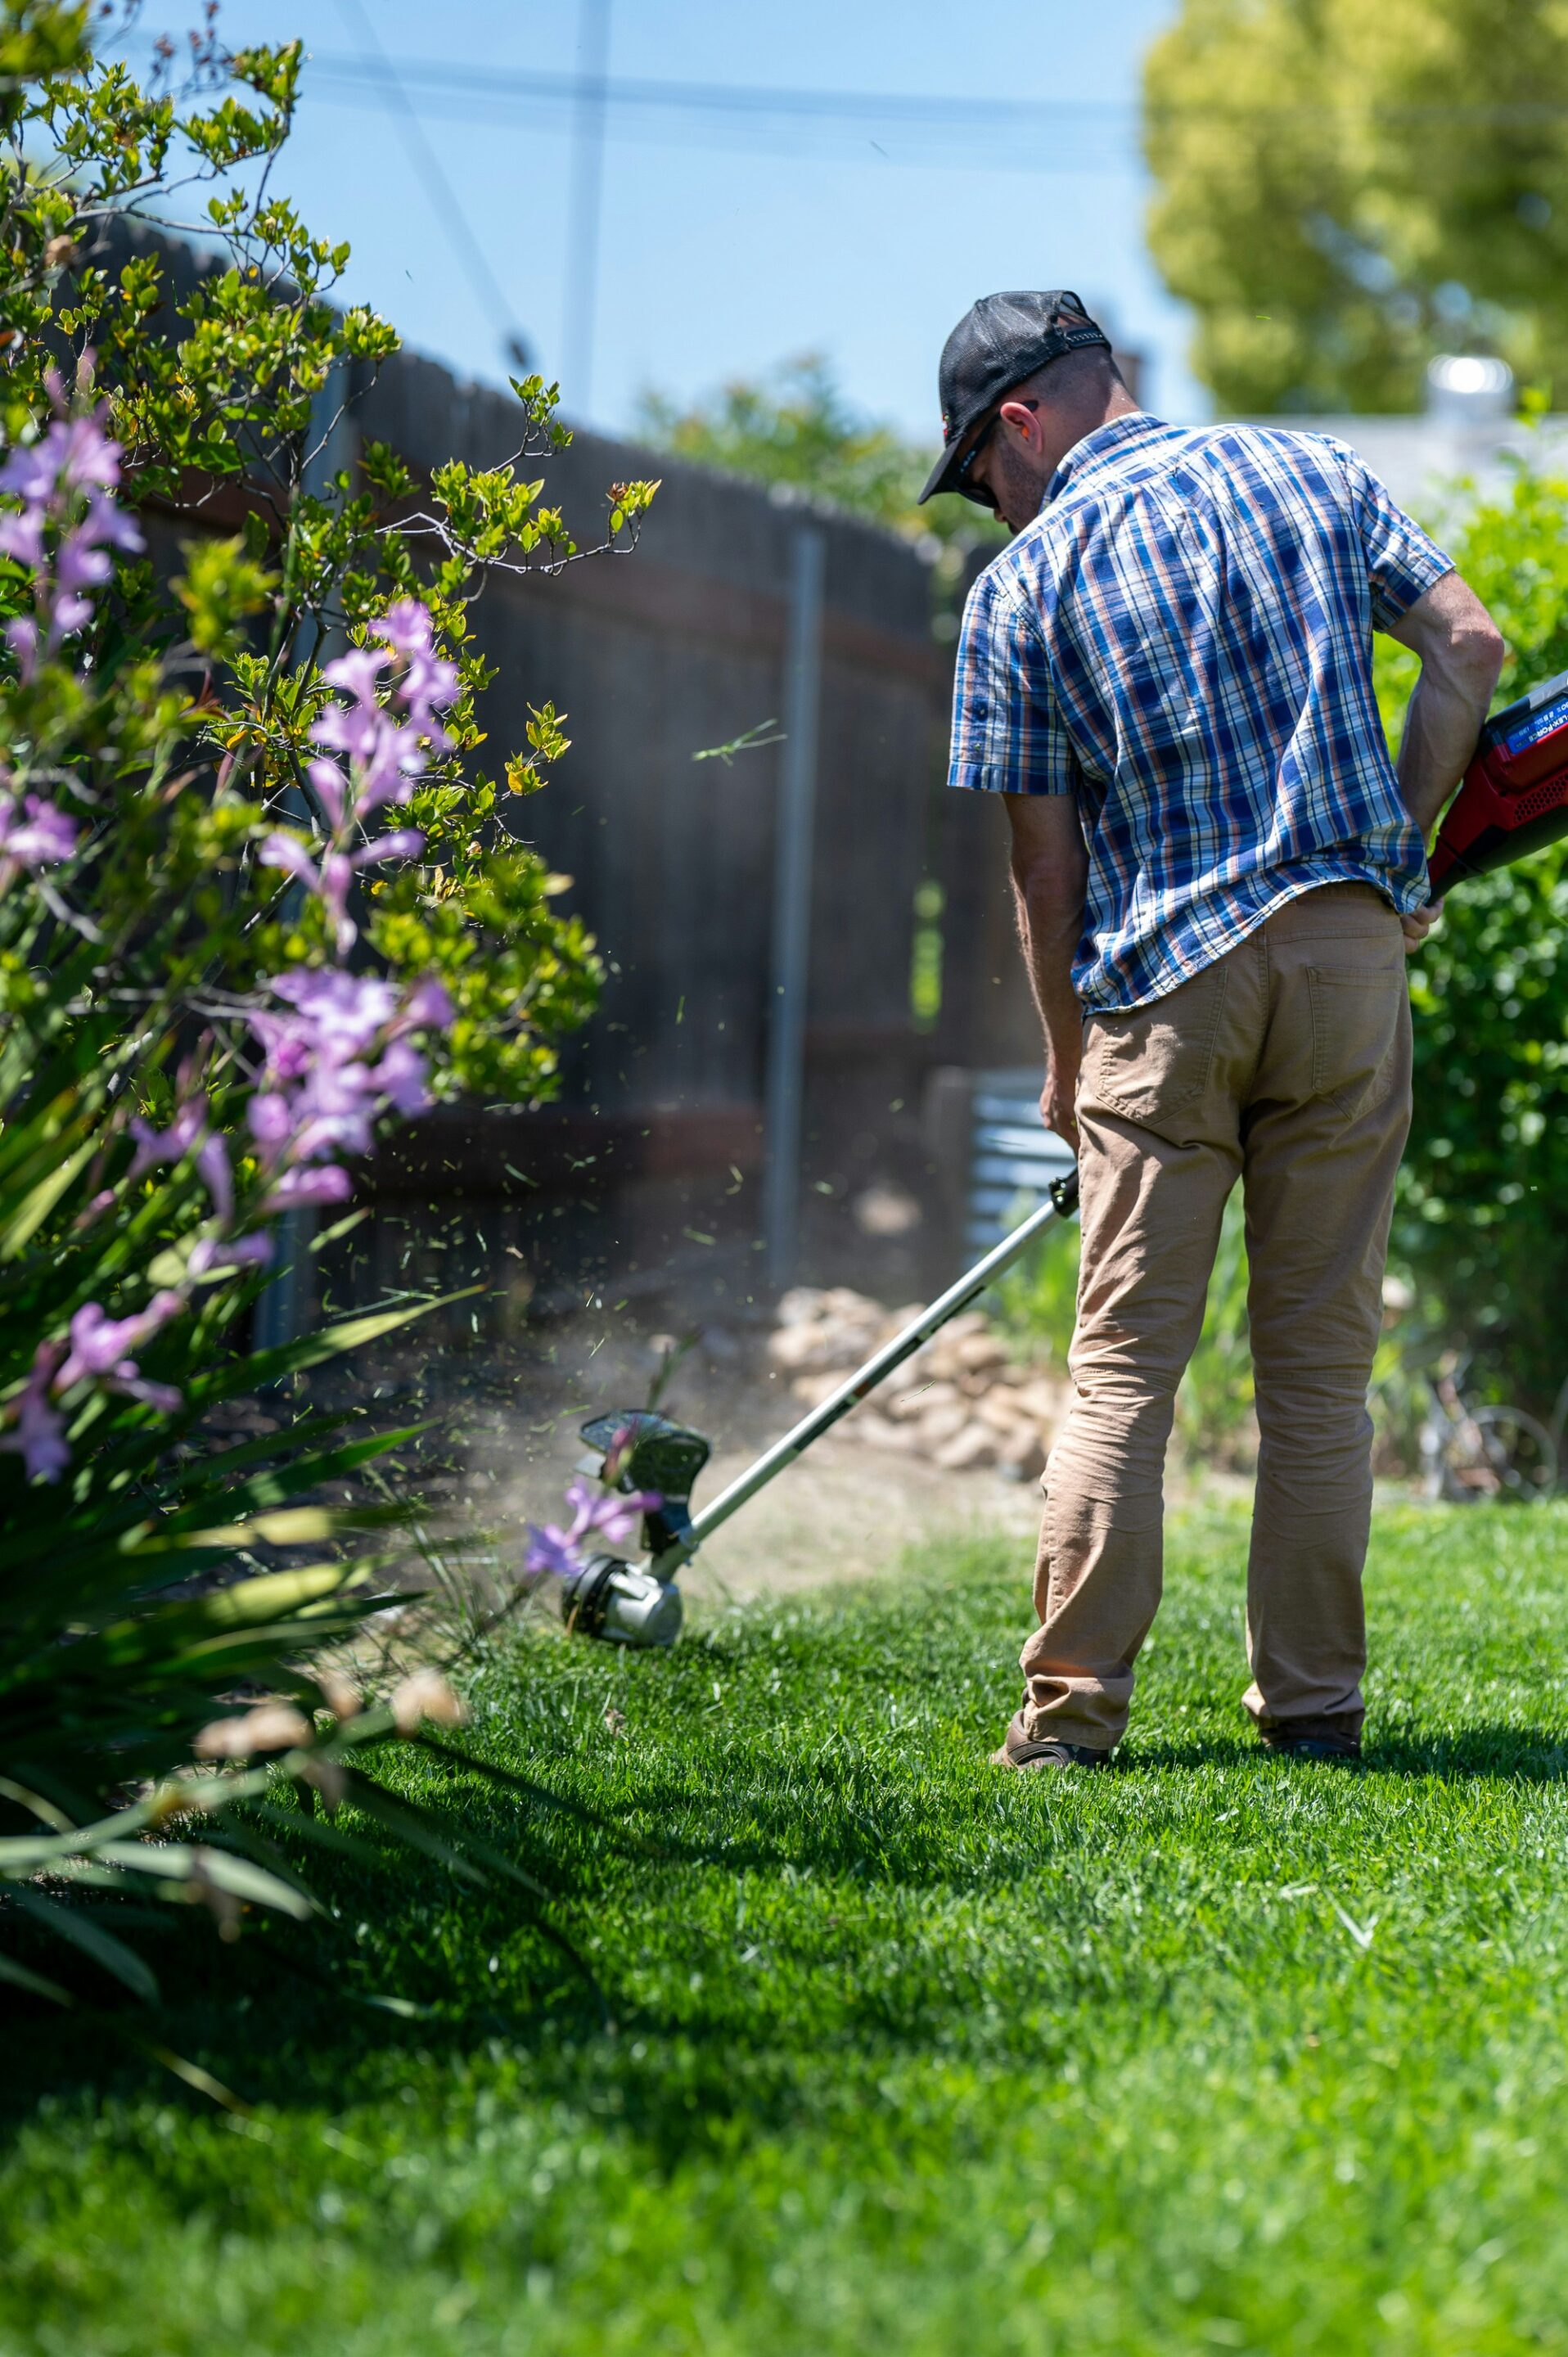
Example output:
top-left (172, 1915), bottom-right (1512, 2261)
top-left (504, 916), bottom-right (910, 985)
top-left (10, 1886), bottom-right (160, 2002)
top-left (0, 1134), bottom-right (96, 1260)
top-left (0, 1952), bottom-right (72, 2008)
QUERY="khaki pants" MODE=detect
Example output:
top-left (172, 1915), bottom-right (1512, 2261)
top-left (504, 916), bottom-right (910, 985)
top-left (1016, 883), bottom-right (1412, 1753)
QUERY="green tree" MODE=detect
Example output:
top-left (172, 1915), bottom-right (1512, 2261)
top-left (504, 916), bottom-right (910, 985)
top-left (1143, 0), bottom-right (1568, 412)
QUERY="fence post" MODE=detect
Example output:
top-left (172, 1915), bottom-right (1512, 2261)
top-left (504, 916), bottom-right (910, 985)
top-left (763, 524), bottom-right (827, 1292)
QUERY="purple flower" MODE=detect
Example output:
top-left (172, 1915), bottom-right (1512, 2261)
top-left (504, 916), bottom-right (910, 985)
top-left (196, 1133), bottom-right (232, 1226)
top-left (14, 1385), bottom-right (70, 1482)
top-left (305, 757), bottom-right (346, 833)
top-left (240, 967), bottom-right (456, 1224)
top-left (273, 967), bottom-right (400, 1051)
top-left (0, 509), bottom-right (44, 568)
top-left (0, 1340), bottom-right (69, 1483)
top-left (367, 598), bottom-right (435, 659)
top-left (82, 492), bottom-right (142, 556)
top-left (128, 1097), bottom-right (207, 1178)
top-left (56, 1290), bottom-right (183, 1391)
top-left (247, 1091), bottom-right (295, 1155)
top-left (50, 412), bottom-right (121, 495)
top-left (0, 410), bottom-right (142, 671)
top-left (370, 600), bottom-right (458, 740)
top-left (562, 1475), bottom-right (664, 1553)
top-left (5, 615), bottom-right (38, 681)
top-left (400, 976), bottom-right (456, 1031)
top-left (371, 1037), bottom-right (430, 1117)
top-left (309, 695), bottom-right (382, 768)
top-left (322, 645), bottom-right (390, 704)
top-left (259, 827), bottom-right (423, 955)
top-left (189, 1231), bottom-right (276, 1277)
top-left (259, 829), bottom-right (320, 890)
top-left (0, 792), bottom-right (78, 868)
top-left (128, 1096), bottom-right (231, 1222)
top-left (523, 1473), bottom-right (665, 1582)
top-left (369, 829), bottom-right (425, 865)
top-left (523, 1522), bottom-right (584, 1580)
top-left (55, 524), bottom-right (112, 597)
top-left (261, 1164), bottom-right (353, 1211)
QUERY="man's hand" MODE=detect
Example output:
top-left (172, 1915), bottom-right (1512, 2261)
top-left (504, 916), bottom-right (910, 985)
top-left (1400, 901), bottom-right (1440, 956)
top-left (1039, 1066), bottom-right (1081, 1152)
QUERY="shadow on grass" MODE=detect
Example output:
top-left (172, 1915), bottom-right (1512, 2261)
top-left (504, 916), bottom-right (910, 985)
top-left (4, 1711), bottom-right (1566, 2165)
top-left (1125, 1725), bottom-right (1568, 1780)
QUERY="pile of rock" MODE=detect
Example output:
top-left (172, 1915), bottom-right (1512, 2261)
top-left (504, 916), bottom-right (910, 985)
top-left (767, 1287), bottom-right (1068, 1481)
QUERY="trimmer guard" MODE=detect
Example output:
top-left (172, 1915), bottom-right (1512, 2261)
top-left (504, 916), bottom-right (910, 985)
top-left (1428, 665), bottom-right (1568, 896)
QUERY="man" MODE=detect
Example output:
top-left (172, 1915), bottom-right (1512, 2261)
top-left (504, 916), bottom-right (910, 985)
top-left (921, 291), bottom-right (1505, 1769)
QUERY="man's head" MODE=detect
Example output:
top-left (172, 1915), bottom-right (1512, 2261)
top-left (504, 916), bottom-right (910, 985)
top-left (919, 290), bottom-right (1139, 533)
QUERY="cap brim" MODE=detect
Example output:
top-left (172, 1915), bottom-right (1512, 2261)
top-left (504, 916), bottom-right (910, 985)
top-left (917, 436), bottom-right (970, 504)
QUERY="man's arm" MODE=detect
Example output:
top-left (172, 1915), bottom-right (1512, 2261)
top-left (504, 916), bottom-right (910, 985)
top-left (1384, 570), bottom-right (1506, 945)
top-left (1003, 792), bottom-right (1089, 1149)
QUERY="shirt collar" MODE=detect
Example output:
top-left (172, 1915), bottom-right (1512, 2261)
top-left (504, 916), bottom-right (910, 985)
top-left (1045, 411), bottom-right (1172, 506)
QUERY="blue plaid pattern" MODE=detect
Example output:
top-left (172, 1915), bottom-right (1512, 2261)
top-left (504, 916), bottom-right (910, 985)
top-left (948, 412), bottom-right (1453, 1009)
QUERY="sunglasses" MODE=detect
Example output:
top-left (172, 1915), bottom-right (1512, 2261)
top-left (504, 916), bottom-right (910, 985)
top-left (955, 399), bottom-right (1040, 507)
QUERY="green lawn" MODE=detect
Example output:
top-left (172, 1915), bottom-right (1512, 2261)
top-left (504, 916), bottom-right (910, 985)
top-left (7, 1501), bottom-right (1568, 2356)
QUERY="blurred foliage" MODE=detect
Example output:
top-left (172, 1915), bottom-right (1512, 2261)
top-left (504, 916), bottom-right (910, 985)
top-left (1143, 0), bottom-right (1568, 412)
top-left (1374, 444), bottom-right (1568, 1404)
top-left (0, 11), bottom-right (655, 1103)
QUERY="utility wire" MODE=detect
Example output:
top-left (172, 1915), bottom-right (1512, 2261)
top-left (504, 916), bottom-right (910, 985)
top-left (331, 0), bottom-right (530, 369)
top-left (261, 47), bottom-right (1568, 142)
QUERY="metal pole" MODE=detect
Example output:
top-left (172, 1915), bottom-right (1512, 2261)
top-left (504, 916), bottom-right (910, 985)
top-left (655, 1171), bottom-right (1079, 1576)
top-left (563, 0), bottom-right (611, 414)
top-left (763, 523), bottom-right (827, 1292)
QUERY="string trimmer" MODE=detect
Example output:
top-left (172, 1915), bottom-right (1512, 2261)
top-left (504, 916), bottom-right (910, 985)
top-left (559, 1172), bottom-right (1080, 1646)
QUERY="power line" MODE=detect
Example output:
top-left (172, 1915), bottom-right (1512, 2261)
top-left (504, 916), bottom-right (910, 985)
top-left (298, 49), bottom-right (1131, 169)
top-left (278, 48), bottom-right (1568, 149)
top-left (331, 0), bottom-right (529, 368)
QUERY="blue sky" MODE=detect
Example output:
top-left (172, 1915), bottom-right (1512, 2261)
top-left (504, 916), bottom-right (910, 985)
top-left (128, 2), bottom-right (1204, 448)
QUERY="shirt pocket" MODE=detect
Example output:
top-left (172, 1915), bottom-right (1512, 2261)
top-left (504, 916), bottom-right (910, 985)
top-left (1305, 960), bottom-right (1407, 1124)
top-left (1084, 962), bottom-right (1228, 1125)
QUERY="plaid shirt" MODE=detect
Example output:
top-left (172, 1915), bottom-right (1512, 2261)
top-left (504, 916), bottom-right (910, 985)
top-left (948, 412), bottom-right (1453, 1010)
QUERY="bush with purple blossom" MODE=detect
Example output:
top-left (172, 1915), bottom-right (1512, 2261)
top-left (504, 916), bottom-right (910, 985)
top-left (0, 7), bottom-right (658, 2049)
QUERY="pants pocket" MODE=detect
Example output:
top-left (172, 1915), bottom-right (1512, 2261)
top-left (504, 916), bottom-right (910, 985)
top-left (1305, 962), bottom-right (1406, 1124)
top-left (1085, 962), bottom-right (1228, 1125)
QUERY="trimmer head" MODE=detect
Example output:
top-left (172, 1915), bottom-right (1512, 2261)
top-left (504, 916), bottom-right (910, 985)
top-left (560, 1411), bottom-right (713, 1647)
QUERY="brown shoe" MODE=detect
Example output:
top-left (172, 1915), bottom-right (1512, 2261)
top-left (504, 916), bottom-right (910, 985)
top-left (1257, 1711), bottom-right (1362, 1762)
top-left (990, 1737), bottom-right (1112, 1771)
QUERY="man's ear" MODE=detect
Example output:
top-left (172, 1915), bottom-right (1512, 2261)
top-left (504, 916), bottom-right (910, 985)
top-left (998, 399), bottom-right (1042, 448)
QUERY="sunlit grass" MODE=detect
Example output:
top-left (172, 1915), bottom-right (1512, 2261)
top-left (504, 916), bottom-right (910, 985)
top-left (5, 1501), bottom-right (1568, 2355)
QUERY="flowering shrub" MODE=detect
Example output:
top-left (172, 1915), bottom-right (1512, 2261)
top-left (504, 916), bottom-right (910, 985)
top-left (0, 5), bottom-right (656, 2047)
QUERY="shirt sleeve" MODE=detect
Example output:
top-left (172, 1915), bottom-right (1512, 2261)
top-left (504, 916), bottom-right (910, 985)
top-left (1328, 439), bottom-right (1454, 630)
top-left (947, 561), bottom-right (1080, 796)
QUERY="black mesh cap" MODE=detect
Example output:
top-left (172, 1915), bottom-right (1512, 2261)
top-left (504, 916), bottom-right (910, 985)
top-left (918, 289), bottom-right (1112, 503)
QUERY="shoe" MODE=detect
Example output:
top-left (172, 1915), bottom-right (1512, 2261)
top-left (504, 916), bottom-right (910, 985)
top-left (989, 1737), bottom-right (1112, 1771)
top-left (1258, 1715), bottom-right (1361, 1763)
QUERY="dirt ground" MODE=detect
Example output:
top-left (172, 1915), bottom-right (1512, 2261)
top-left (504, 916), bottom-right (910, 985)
top-left (376, 1299), bottom-right (1241, 1618)
top-left (382, 1300), bottom-right (1048, 1608)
